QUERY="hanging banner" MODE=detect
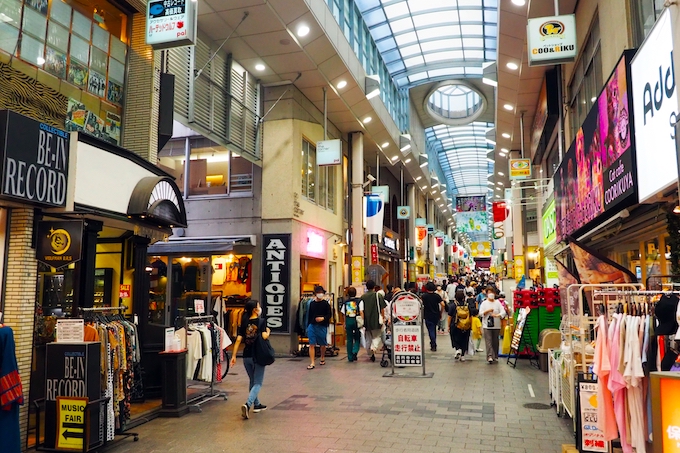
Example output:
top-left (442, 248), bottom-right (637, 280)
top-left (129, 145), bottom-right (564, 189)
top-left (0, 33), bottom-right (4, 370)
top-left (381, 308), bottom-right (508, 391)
top-left (456, 196), bottom-right (486, 212)
top-left (509, 159), bottom-right (532, 180)
top-left (351, 256), bottom-right (363, 285)
top-left (146, 0), bottom-right (198, 49)
top-left (36, 221), bottom-right (83, 269)
top-left (364, 193), bottom-right (384, 235)
top-left (527, 14), bottom-right (577, 66)
top-left (569, 239), bottom-right (636, 285)
top-left (542, 199), bottom-right (557, 246)
top-left (261, 234), bottom-right (291, 333)
top-left (456, 211), bottom-right (488, 234)
top-left (316, 139), bottom-right (342, 166)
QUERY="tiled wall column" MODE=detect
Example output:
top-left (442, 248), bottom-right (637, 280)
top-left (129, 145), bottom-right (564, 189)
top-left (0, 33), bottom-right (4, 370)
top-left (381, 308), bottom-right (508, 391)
top-left (3, 208), bottom-right (38, 450)
top-left (122, 12), bottom-right (161, 164)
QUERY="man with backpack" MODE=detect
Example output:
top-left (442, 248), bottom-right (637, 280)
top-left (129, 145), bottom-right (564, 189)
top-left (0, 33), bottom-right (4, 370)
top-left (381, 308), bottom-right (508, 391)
top-left (448, 289), bottom-right (477, 362)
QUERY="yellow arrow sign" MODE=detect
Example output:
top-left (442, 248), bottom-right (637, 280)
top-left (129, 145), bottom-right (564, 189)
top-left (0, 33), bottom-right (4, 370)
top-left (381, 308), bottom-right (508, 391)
top-left (55, 396), bottom-right (88, 451)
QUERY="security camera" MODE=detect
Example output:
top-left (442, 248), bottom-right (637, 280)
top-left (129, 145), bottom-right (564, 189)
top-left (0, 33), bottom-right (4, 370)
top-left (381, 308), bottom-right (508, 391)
top-left (366, 174), bottom-right (376, 182)
top-left (361, 174), bottom-right (376, 188)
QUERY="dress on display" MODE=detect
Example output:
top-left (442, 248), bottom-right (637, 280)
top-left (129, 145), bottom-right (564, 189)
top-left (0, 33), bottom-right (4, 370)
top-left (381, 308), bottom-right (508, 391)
top-left (0, 325), bottom-right (23, 453)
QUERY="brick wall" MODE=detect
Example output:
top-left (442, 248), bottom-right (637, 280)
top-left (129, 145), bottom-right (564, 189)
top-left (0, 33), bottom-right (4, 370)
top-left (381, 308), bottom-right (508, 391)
top-left (122, 12), bottom-right (160, 164)
top-left (3, 208), bottom-right (37, 450)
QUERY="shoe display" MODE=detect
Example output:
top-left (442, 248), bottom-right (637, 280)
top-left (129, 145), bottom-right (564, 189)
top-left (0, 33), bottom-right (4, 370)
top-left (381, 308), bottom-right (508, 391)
top-left (253, 404), bottom-right (267, 413)
top-left (241, 404), bottom-right (250, 419)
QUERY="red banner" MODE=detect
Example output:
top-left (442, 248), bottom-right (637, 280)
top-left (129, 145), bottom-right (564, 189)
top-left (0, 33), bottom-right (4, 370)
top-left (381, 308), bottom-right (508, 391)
top-left (492, 201), bottom-right (508, 222)
top-left (370, 244), bottom-right (378, 264)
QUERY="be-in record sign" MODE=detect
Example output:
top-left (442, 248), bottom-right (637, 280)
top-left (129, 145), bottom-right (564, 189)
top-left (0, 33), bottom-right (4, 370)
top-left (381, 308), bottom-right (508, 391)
top-left (55, 396), bottom-right (88, 451)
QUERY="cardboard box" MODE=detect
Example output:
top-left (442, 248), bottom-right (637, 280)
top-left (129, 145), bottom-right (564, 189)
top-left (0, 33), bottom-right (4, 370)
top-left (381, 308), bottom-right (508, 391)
top-left (561, 445), bottom-right (577, 453)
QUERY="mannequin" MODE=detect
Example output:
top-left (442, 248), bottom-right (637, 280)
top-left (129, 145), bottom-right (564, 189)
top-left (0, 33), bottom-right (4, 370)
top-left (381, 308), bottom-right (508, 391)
top-left (653, 294), bottom-right (679, 371)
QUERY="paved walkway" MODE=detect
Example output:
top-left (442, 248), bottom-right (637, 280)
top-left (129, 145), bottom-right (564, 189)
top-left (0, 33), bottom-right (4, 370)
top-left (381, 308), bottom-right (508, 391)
top-left (115, 335), bottom-right (575, 453)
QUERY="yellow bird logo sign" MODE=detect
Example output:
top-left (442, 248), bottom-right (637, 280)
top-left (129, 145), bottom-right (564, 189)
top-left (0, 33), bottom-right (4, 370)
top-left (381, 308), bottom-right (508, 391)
top-left (539, 21), bottom-right (565, 39)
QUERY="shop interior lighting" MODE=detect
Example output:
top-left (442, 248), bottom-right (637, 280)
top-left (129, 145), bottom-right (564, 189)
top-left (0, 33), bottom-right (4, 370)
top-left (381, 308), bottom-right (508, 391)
top-left (405, 158), bottom-right (412, 163)
top-left (382, 142), bottom-right (390, 148)
top-left (501, 132), bottom-right (511, 139)
top-left (503, 104), bottom-right (514, 111)
top-left (255, 64), bottom-right (266, 71)
top-left (497, 172), bottom-right (504, 176)
top-left (391, 155), bottom-right (399, 162)
top-left (415, 176), bottom-right (422, 181)
top-left (363, 116), bottom-right (372, 124)
top-left (400, 134), bottom-right (412, 153)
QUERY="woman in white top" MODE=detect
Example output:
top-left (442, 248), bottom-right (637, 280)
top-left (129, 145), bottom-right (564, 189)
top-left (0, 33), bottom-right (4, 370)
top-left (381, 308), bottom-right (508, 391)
top-left (479, 287), bottom-right (506, 363)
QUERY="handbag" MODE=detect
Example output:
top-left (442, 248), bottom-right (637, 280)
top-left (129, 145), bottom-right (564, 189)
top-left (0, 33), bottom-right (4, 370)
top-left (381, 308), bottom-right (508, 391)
top-left (487, 314), bottom-right (495, 328)
top-left (356, 315), bottom-right (364, 329)
top-left (253, 319), bottom-right (276, 366)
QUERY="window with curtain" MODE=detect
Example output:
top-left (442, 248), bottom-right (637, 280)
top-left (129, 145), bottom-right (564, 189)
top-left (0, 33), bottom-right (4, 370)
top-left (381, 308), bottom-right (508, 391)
top-left (631, 0), bottom-right (665, 45)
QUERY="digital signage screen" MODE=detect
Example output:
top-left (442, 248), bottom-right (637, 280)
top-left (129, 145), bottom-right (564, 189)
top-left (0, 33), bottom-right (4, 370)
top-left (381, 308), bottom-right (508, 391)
top-left (554, 51), bottom-right (637, 241)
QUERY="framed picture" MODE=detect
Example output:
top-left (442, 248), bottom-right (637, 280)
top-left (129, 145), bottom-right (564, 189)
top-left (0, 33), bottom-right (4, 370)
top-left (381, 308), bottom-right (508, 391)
top-left (66, 98), bottom-right (86, 131)
top-left (87, 70), bottom-right (106, 97)
top-left (44, 47), bottom-right (67, 79)
top-left (68, 60), bottom-right (88, 88)
top-left (107, 80), bottom-right (124, 105)
top-left (104, 112), bottom-right (121, 145)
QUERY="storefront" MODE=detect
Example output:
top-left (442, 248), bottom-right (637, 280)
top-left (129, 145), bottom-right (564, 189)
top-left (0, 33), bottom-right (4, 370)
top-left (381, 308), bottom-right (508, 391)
top-left (378, 228), bottom-right (400, 287)
top-left (0, 110), bottom-right (187, 447)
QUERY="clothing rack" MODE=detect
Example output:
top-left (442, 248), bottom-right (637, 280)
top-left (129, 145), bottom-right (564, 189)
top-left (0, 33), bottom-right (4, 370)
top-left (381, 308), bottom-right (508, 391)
top-left (183, 315), bottom-right (228, 412)
top-left (80, 306), bottom-right (128, 313)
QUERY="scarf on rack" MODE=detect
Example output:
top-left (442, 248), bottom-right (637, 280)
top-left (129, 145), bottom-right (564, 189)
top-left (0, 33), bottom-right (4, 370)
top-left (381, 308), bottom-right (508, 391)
top-left (0, 327), bottom-right (23, 410)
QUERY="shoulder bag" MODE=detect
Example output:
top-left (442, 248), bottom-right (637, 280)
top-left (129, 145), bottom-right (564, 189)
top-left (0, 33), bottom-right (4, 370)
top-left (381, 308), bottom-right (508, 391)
top-left (377, 293), bottom-right (385, 326)
top-left (253, 319), bottom-right (276, 366)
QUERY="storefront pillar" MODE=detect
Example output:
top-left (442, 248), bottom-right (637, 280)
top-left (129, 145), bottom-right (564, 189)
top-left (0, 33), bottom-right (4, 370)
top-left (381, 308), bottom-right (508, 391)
top-left (72, 220), bottom-right (103, 314)
top-left (3, 208), bottom-right (38, 449)
top-left (351, 132), bottom-right (364, 270)
top-left (131, 236), bottom-right (151, 339)
top-left (639, 240), bottom-right (647, 285)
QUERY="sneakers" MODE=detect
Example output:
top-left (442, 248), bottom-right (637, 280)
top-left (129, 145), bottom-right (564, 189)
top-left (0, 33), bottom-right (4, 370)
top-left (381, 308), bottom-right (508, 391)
top-left (454, 349), bottom-right (462, 360)
top-left (460, 357), bottom-right (466, 362)
top-left (487, 358), bottom-right (493, 364)
top-left (252, 404), bottom-right (267, 413)
top-left (241, 403), bottom-right (250, 419)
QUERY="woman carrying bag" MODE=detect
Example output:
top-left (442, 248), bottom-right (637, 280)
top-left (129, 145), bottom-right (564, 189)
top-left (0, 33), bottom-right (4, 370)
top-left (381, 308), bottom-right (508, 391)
top-left (230, 299), bottom-right (273, 420)
top-left (448, 290), bottom-right (475, 362)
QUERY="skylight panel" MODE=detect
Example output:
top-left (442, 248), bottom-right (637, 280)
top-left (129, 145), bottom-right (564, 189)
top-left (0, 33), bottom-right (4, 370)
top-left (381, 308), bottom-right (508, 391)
top-left (362, 9), bottom-right (387, 26)
top-left (412, 11), bottom-right (449, 28)
top-left (390, 17), bottom-right (415, 33)
top-left (403, 55), bottom-right (425, 68)
top-left (417, 26), bottom-right (460, 41)
top-left (384, 2), bottom-right (410, 18)
top-left (400, 43), bottom-right (422, 58)
top-left (420, 40), bottom-right (459, 53)
top-left (407, 0), bottom-right (446, 13)
top-left (371, 23), bottom-right (394, 40)
top-left (394, 31), bottom-right (418, 46)
top-left (458, 9), bottom-right (483, 22)
top-left (375, 36), bottom-right (397, 52)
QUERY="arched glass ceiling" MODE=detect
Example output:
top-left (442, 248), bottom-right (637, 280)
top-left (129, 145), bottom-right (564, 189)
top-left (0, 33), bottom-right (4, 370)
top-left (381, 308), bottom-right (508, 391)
top-left (354, 0), bottom-right (498, 87)
top-left (426, 122), bottom-right (494, 197)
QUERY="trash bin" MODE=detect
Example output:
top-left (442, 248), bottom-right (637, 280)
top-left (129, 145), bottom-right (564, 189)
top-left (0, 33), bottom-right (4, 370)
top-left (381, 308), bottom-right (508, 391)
top-left (537, 329), bottom-right (561, 372)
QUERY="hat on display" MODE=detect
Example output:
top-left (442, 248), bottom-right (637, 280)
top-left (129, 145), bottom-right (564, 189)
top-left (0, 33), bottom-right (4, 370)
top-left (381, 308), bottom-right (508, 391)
top-left (655, 294), bottom-right (679, 335)
top-left (314, 285), bottom-right (326, 294)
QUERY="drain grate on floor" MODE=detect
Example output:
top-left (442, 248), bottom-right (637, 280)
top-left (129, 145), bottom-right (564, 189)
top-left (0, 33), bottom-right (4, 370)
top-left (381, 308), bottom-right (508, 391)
top-left (523, 403), bottom-right (552, 410)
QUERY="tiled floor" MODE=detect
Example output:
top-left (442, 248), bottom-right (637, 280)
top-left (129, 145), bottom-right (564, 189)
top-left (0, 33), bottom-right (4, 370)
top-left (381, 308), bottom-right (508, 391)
top-left (114, 335), bottom-right (575, 453)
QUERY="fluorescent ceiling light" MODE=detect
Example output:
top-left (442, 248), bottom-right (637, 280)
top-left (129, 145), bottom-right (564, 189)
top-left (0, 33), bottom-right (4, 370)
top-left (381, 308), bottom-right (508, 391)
top-left (506, 62), bottom-right (519, 71)
top-left (337, 80), bottom-right (347, 89)
top-left (405, 158), bottom-right (412, 163)
top-left (436, 197), bottom-right (441, 201)
top-left (391, 155), bottom-right (399, 162)
top-left (363, 116), bottom-right (372, 124)
top-left (415, 176), bottom-right (422, 181)
top-left (382, 142), bottom-right (389, 148)
top-left (497, 172), bottom-right (505, 176)
top-left (422, 186), bottom-right (427, 190)
top-left (365, 75), bottom-right (380, 100)
top-left (297, 25), bottom-right (310, 37)
top-left (255, 64), bottom-right (266, 71)
top-left (482, 77), bottom-right (497, 87)
top-left (503, 104), bottom-right (514, 111)
top-left (501, 133), bottom-right (511, 139)
top-left (500, 148), bottom-right (509, 153)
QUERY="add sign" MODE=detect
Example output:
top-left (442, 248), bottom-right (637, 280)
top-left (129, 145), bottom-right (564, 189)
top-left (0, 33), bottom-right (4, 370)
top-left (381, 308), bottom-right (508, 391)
top-left (55, 396), bottom-right (88, 451)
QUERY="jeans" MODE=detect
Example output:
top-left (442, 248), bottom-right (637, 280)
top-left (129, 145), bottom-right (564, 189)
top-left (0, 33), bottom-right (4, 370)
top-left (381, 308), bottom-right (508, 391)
top-left (243, 357), bottom-right (265, 407)
top-left (425, 320), bottom-right (438, 349)
top-left (345, 317), bottom-right (361, 360)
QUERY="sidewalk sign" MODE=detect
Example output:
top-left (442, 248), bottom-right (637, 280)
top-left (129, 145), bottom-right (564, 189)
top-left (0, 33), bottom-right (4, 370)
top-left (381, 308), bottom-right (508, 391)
top-left (383, 291), bottom-right (433, 378)
top-left (55, 396), bottom-right (88, 451)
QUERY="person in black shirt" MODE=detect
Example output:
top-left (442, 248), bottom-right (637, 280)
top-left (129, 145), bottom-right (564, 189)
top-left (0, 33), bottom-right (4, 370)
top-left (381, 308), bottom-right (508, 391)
top-left (306, 285), bottom-right (332, 369)
top-left (421, 281), bottom-right (445, 351)
top-left (230, 299), bottom-right (270, 419)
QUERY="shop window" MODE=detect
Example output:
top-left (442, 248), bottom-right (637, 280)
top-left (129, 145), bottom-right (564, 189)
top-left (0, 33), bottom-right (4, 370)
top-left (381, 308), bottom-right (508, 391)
top-left (148, 255), bottom-right (168, 324)
top-left (158, 136), bottom-right (253, 197)
top-left (568, 16), bottom-right (602, 141)
top-left (301, 138), bottom-right (336, 212)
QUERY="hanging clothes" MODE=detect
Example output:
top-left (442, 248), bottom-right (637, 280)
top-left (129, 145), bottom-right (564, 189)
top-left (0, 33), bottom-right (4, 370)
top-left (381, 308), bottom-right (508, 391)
top-left (0, 326), bottom-right (23, 453)
top-left (593, 315), bottom-right (617, 441)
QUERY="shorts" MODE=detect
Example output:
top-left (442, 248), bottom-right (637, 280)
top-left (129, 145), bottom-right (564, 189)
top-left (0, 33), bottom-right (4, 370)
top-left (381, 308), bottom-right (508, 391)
top-left (307, 324), bottom-right (328, 346)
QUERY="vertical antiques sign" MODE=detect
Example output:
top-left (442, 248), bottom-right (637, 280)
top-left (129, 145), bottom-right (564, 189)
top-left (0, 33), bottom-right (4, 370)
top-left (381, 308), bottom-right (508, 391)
top-left (0, 110), bottom-right (70, 207)
top-left (261, 234), bottom-right (291, 333)
top-left (36, 221), bottom-right (83, 269)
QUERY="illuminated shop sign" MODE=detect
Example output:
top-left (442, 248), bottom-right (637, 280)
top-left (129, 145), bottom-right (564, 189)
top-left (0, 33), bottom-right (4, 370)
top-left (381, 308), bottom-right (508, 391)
top-left (146, 0), bottom-right (197, 49)
top-left (261, 234), bottom-right (291, 333)
top-left (306, 230), bottom-right (324, 254)
top-left (527, 14), bottom-right (577, 66)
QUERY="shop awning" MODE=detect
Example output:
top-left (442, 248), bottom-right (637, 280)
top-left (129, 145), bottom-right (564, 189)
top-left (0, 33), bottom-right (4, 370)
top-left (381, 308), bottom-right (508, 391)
top-left (147, 235), bottom-right (256, 255)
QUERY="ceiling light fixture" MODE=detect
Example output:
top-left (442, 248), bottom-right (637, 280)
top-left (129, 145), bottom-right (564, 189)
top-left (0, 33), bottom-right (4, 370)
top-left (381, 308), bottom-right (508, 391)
top-left (405, 158), bottom-right (412, 163)
top-left (501, 148), bottom-right (509, 153)
top-left (506, 62), bottom-right (519, 71)
top-left (255, 63), bottom-right (266, 71)
top-left (502, 133), bottom-right (511, 139)
top-left (363, 116), bottom-right (372, 124)
top-left (391, 156), bottom-right (399, 162)
top-left (498, 172), bottom-right (505, 176)
top-left (365, 75), bottom-right (381, 100)
top-left (591, 96), bottom-right (597, 102)
top-left (382, 142), bottom-right (390, 148)
top-left (503, 104), bottom-right (514, 111)
top-left (296, 25), bottom-right (310, 37)
top-left (337, 80), bottom-right (347, 89)
top-left (415, 176), bottom-right (422, 181)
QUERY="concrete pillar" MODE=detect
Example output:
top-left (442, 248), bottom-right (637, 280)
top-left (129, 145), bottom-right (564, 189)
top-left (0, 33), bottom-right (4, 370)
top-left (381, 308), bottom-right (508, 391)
top-left (511, 186), bottom-right (525, 277)
top-left (3, 208), bottom-right (38, 450)
top-left (351, 132), bottom-right (364, 283)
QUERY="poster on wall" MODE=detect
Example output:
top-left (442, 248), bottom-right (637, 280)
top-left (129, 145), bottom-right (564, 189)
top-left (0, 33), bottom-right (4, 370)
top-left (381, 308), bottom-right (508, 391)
top-left (107, 80), bottom-right (124, 105)
top-left (68, 61), bottom-right (88, 89)
top-left (66, 99), bottom-right (87, 131)
top-left (105, 112), bottom-right (121, 145)
top-left (554, 51), bottom-right (637, 242)
top-left (84, 111), bottom-right (105, 138)
top-left (261, 234), bottom-right (291, 333)
top-left (569, 239), bottom-right (636, 285)
top-left (87, 70), bottom-right (106, 97)
top-left (555, 258), bottom-right (579, 316)
top-left (456, 196), bottom-right (486, 212)
top-left (44, 47), bottom-right (66, 79)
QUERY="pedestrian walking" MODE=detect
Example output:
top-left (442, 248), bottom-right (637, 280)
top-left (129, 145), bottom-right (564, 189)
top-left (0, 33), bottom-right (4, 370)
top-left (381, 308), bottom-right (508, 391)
top-left (230, 299), bottom-right (270, 419)
top-left (436, 284), bottom-right (449, 334)
top-left (306, 286), bottom-right (332, 370)
top-left (360, 280), bottom-right (386, 362)
top-left (448, 289), bottom-right (476, 361)
top-left (479, 286), bottom-right (506, 363)
top-left (341, 287), bottom-right (363, 362)
top-left (421, 282), bottom-right (445, 351)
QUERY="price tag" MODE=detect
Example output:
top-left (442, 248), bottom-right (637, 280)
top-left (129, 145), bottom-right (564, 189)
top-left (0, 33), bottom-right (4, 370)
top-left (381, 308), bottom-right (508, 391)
top-left (194, 299), bottom-right (205, 314)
